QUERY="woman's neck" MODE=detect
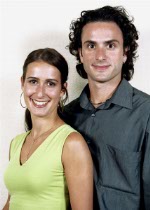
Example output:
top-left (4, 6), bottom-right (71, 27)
top-left (30, 114), bottom-right (64, 137)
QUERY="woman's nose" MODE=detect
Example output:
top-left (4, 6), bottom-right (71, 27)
top-left (36, 84), bottom-right (45, 97)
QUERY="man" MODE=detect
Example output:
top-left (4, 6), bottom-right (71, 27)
top-left (62, 6), bottom-right (150, 210)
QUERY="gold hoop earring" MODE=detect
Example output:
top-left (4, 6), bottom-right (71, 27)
top-left (20, 92), bottom-right (26, 108)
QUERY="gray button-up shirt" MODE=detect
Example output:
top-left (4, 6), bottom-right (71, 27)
top-left (62, 79), bottom-right (150, 210)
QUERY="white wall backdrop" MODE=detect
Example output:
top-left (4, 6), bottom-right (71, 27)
top-left (1, 0), bottom-right (150, 207)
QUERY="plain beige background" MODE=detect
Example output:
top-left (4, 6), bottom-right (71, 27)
top-left (1, 0), bottom-right (150, 207)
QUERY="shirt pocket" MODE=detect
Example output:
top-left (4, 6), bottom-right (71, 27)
top-left (93, 142), bottom-right (142, 194)
top-left (92, 143), bottom-right (142, 209)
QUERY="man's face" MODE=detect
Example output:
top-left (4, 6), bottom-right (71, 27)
top-left (79, 21), bottom-right (127, 85)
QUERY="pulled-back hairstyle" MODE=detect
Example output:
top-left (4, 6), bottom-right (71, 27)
top-left (69, 6), bottom-right (139, 81)
top-left (22, 48), bottom-right (69, 131)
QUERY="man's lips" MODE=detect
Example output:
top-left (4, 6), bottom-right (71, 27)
top-left (92, 64), bottom-right (110, 70)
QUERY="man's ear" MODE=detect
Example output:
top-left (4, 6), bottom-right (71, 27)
top-left (79, 48), bottom-right (83, 63)
top-left (123, 54), bottom-right (127, 64)
top-left (123, 47), bottom-right (128, 63)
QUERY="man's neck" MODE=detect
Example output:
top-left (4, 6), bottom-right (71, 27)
top-left (88, 79), bottom-right (121, 104)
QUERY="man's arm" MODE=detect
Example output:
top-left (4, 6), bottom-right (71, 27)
top-left (142, 115), bottom-right (150, 209)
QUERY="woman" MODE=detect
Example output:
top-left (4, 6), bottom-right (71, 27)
top-left (3, 48), bottom-right (93, 210)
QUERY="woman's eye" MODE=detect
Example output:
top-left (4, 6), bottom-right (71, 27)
top-left (47, 81), bottom-right (56, 86)
top-left (29, 80), bottom-right (37, 85)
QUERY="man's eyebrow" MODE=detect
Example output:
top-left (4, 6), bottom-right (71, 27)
top-left (83, 40), bottom-right (95, 44)
top-left (105, 39), bottom-right (120, 44)
top-left (83, 39), bottom-right (120, 45)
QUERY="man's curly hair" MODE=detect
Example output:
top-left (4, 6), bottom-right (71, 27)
top-left (68, 6), bottom-right (139, 81)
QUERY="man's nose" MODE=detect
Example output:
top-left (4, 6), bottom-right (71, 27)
top-left (95, 47), bottom-right (106, 61)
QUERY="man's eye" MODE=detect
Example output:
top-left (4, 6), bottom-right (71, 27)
top-left (87, 43), bottom-right (95, 49)
top-left (108, 43), bottom-right (115, 49)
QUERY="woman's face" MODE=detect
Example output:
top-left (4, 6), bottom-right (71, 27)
top-left (21, 61), bottom-right (65, 119)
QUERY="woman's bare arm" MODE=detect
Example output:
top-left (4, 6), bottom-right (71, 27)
top-left (3, 140), bottom-right (13, 210)
top-left (62, 132), bottom-right (93, 210)
top-left (2, 194), bottom-right (10, 210)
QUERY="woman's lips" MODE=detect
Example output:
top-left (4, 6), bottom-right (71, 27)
top-left (32, 99), bottom-right (49, 108)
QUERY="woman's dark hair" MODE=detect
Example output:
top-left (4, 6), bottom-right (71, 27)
top-left (68, 6), bottom-right (139, 81)
top-left (22, 48), bottom-right (69, 131)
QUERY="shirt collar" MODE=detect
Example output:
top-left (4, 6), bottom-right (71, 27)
top-left (110, 79), bottom-right (133, 109)
top-left (79, 79), bottom-right (133, 110)
top-left (80, 84), bottom-right (93, 110)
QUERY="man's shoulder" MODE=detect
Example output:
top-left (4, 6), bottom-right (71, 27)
top-left (131, 86), bottom-right (150, 115)
top-left (59, 97), bottom-right (81, 125)
top-left (65, 97), bottom-right (81, 112)
top-left (133, 86), bottom-right (150, 103)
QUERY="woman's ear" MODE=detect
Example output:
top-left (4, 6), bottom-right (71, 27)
top-left (63, 82), bottom-right (67, 89)
top-left (21, 77), bottom-right (24, 91)
top-left (60, 82), bottom-right (67, 97)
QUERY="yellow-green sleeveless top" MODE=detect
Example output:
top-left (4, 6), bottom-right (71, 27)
top-left (4, 124), bottom-right (76, 210)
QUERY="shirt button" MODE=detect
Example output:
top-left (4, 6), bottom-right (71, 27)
top-left (91, 113), bottom-right (95, 117)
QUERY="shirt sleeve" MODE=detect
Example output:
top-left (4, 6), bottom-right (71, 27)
top-left (142, 114), bottom-right (150, 209)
